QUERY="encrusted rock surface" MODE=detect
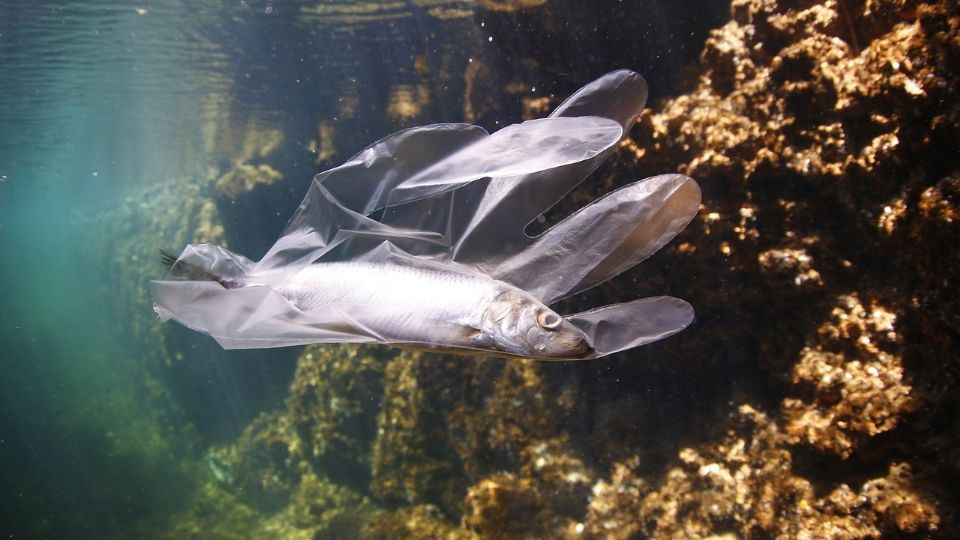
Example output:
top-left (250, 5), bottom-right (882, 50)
top-left (584, 406), bottom-right (938, 538)
top-left (287, 345), bottom-right (388, 488)
top-left (214, 163), bottom-right (283, 199)
top-left (782, 293), bottom-right (913, 458)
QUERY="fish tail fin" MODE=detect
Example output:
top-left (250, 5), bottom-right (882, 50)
top-left (160, 249), bottom-right (239, 288)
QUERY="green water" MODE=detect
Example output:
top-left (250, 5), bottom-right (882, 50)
top-left (1, 3), bottom-right (222, 535)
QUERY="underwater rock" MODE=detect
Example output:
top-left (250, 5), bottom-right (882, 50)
top-left (617, 0), bottom-right (960, 534)
top-left (166, 346), bottom-right (384, 538)
top-left (899, 175), bottom-right (960, 408)
top-left (99, 178), bottom-right (227, 479)
top-left (287, 344), bottom-right (387, 489)
top-left (478, 0), bottom-right (548, 13)
top-left (284, 470), bottom-right (376, 536)
top-left (194, 199), bottom-right (227, 245)
top-left (516, 438), bottom-right (595, 524)
top-left (461, 473), bottom-right (544, 537)
top-left (368, 353), bottom-right (434, 504)
top-left (369, 352), bottom-right (469, 513)
top-left (584, 405), bottom-right (939, 538)
top-left (446, 361), bottom-right (569, 479)
top-left (307, 119), bottom-right (338, 164)
top-left (166, 469), bottom-right (376, 539)
top-left (462, 59), bottom-right (502, 125)
top-left (299, 2), bottom-right (416, 27)
top-left (163, 482), bottom-right (268, 539)
top-left (782, 294), bottom-right (913, 458)
top-left (369, 355), bottom-right (590, 516)
top-left (204, 120), bottom-right (284, 177)
top-left (757, 247), bottom-right (824, 288)
top-left (385, 84), bottom-right (431, 122)
top-left (213, 163), bottom-right (283, 199)
top-left (437, 436), bottom-right (596, 537)
top-left (209, 410), bottom-right (302, 512)
top-left (361, 504), bottom-right (460, 539)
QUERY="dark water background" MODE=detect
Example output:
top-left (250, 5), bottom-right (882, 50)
top-left (1, 1), bottom-right (730, 537)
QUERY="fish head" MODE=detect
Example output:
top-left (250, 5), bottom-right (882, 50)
top-left (480, 290), bottom-right (594, 359)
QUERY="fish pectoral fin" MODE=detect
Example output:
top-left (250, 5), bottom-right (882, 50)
top-left (440, 322), bottom-right (484, 344)
top-left (388, 321), bottom-right (487, 356)
top-left (396, 343), bottom-right (490, 357)
top-left (406, 320), bottom-right (484, 351)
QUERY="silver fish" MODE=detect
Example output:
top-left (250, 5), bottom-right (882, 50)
top-left (162, 254), bottom-right (593, 359)
top-left (151, 70), bottom-right (701, 360)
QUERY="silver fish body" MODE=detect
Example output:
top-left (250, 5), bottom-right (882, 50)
top-left (250, 261), bottom-right (593, 359)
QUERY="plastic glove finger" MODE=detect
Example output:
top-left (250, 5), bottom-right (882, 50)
top-left (386, 116), bottom-right (622, 207)
top-left (451, 70), bottom-right (649, 261)
top-left (488, 174), bottom-right (701, 304)
top-left (550, 69), bottom-right (649, 126)
top-left (566, 296), bottom-right (694, 357)
top-left (324, 123), bottom-right (488, 215)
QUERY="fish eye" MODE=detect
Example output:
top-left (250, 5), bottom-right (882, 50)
top-left (536, 310), bottom-right (562, 330)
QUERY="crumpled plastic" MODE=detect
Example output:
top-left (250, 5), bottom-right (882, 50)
top-left (152, 69), bottom-right (701, 359)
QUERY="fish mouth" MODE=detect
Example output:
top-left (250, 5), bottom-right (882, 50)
top-left (541, 335), bottom-right (594, 360)
top-left (568, 337), bottom-right (595, 359)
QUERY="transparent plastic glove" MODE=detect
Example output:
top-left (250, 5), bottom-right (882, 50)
top-left (255, 116), bottom-right (622, 274)
top-left (153, 70), bottom-right (701, 359)
top-left (449, 69), bottom-right (651, 262)
top-left (566, 297), bottom-right (695, 357)
top-left (486, 174), bottom-right (701, 304)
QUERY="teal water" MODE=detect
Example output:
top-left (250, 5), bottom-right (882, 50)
top-left (0, 1), bottom-right (725, 536)
top-left (1, 3), bottom-right (230, 536)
